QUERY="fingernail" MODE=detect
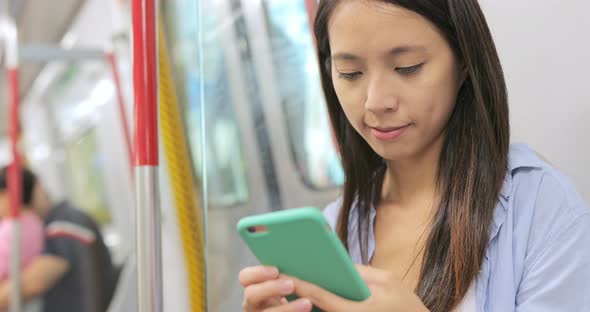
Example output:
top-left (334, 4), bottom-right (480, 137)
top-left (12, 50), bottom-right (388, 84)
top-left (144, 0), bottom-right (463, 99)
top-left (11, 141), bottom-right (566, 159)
top-left (265, 267), bottom-right (278, 276)
top-left (281, 280), bottom-right (294, 293)
top-left (296, 299), bottom-right (312, 310)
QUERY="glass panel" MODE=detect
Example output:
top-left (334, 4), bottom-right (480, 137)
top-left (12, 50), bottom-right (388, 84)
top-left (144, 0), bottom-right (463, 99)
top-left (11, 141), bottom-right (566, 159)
top-left (163, 2), bottom-right (262, 311)
top-left (264, 0), bottom-right (344, 189)
top-left (163, 1), bottom-right (249, 208)
top-left (165, 0), bottom-right (345, 310)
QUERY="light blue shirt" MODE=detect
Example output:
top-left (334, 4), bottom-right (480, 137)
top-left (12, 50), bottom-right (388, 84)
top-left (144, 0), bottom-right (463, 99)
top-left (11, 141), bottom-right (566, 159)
top-left (323, 144), bottom-right (590, 311)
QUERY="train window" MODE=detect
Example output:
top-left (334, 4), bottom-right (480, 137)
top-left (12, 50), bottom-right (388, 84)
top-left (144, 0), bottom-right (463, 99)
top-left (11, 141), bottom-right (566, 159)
top-left (263, 1), bottom-right (345, 190)
top-left (163, 3), bottom-right (249, 207)
top-left (43, 63), bottom-right (113, 225)
top-left (64, 128), bottom-right (112, 225)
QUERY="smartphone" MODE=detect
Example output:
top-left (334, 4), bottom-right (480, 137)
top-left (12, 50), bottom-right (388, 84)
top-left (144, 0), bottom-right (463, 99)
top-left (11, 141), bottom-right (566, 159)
top-left (237, 207), bottom-right (371, 308)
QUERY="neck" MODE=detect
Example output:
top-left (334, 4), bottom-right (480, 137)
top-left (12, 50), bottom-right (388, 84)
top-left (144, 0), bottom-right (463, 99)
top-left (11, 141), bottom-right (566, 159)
top-left (382, 136), bottom-right (444, 206)
top-left (34, 200), bottom-right (53, 219)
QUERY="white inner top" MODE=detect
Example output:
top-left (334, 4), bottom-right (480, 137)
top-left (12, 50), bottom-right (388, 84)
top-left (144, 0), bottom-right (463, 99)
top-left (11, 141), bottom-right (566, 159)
top-left (452, 282), bottom-right (477, 312)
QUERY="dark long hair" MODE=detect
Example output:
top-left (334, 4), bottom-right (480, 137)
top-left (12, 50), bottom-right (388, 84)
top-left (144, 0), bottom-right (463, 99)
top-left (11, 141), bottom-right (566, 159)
top-left (0, 167), bottom-right (38, 206)
top-left (314, 1), bottom-right (509, 311)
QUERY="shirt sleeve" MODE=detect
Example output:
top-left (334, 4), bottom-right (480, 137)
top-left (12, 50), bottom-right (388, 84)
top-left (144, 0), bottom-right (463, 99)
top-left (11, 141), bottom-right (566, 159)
top-left (515, 210), bottom-right (590, 311)
top-left (20, 213), bottom-right (44, 267)
top-left (0, 221), bottom-right (12, 280)
top-left (0, 215), bottom-right (45, 280)
top-left (43, 220), bottom-right (96, 264)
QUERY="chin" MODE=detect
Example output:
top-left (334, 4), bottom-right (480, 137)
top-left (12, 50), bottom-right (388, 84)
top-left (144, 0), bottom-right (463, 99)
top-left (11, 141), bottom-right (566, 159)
top-left (370, 142), bottom-right (416, 162)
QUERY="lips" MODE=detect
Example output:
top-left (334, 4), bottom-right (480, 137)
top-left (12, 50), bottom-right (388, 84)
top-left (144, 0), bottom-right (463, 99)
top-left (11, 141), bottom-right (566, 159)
top-left (368, 124), bottom-right (411, 141)
top-left (372, 125), bottom-right (407, 132)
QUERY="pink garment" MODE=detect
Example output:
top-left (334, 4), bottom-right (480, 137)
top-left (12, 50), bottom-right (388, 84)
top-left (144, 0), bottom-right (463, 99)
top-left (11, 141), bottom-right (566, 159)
top-left (0, 211), bottom-right (44, 281)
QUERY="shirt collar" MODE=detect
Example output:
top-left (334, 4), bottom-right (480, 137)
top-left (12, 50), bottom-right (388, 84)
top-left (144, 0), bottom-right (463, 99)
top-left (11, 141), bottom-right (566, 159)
top-left (491, 143), bottom-right (544, 240)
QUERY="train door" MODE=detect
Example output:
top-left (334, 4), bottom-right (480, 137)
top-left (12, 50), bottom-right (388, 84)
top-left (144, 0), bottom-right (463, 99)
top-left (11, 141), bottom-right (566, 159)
top-left (239, 0), bottom-right (344, 210)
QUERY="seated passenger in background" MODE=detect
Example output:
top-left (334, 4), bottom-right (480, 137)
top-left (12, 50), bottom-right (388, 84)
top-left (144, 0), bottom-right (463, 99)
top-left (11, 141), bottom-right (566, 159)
top-left (0, 168), bottom-right (44, 312)
top-left (0, 167), bottom-right (118, 312)
top-left (0, 167), bottom-right (44, 281)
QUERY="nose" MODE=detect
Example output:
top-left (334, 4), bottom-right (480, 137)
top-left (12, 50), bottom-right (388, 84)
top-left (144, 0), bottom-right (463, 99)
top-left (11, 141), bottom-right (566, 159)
top-left (365, 72), bottom-right (399, 114)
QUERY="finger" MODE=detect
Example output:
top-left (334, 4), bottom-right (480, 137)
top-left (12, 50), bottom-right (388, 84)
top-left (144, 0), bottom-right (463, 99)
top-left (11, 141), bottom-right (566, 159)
top-left (263, 298), bottom-right (312, 312)
top-left (243, 278), bottom-right (295, 309)
top-left (239, 266), bottom-right (280, 286)
top-left (355, 264), bottom-right (390, 285)
top-left (287, 275), bottom-right (358, 312)
top-left (252, 297), bottom-right (284, 310)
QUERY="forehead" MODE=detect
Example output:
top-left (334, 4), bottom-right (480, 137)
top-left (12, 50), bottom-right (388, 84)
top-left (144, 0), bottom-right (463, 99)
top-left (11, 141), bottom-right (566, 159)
top-left (327, 1), bottom-right (443, 55)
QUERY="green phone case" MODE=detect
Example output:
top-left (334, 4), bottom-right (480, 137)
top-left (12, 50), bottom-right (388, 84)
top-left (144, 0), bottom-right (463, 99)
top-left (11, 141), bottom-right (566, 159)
top-left (237, 207), bottom-right (371, 309)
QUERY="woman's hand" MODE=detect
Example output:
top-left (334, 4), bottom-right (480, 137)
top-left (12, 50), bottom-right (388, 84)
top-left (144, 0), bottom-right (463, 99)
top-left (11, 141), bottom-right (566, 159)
top-left (284, 265), bottom-right (429, 312)
top-left (239, 265), bottom-right (313, 312)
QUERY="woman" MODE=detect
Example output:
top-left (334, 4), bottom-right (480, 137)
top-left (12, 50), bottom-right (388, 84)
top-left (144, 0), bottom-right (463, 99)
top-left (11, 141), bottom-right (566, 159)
top-left (0, 168), bottom-right (45, 312)
top-left (239, 0), bottom-right (590, 311)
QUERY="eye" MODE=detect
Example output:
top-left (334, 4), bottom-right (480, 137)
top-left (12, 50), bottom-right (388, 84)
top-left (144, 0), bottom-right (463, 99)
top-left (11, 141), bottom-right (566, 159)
top-left (338, 72), bottom-right (362, 81)
top-left (395, 63), bottom-right (423, 75)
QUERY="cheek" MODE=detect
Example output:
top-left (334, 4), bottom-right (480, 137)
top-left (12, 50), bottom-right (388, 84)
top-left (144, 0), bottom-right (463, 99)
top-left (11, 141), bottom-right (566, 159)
top-left (410, 66), bottom-right (460, 133)
top-left (423, 91), bottom-right (455, 124)
top-left (411, 93), bottom-right (455, 139)
top-left (333, 81), bottom-right (366, 128)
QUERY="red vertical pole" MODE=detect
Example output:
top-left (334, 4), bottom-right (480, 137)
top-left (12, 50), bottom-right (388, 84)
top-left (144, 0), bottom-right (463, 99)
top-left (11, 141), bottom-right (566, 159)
top-left (133, 0), bottom-right (158, 168)
top-left (7, 67), bottom-right (21, 220)
top-left (106, 52), bottom-right (134, 176)
top-left (132, 0), bottom-right (162, 311)
top-left (3, 8), bottom-right (23, 311)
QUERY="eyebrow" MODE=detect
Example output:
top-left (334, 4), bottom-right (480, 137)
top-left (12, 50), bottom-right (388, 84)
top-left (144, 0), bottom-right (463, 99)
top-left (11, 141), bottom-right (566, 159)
top-left (332, 45), bottom-right (426, 61)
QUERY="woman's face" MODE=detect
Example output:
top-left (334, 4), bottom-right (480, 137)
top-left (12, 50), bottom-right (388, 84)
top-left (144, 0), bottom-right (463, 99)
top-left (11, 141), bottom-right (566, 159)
top-left (328, 1), bottom-right (465, 161)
